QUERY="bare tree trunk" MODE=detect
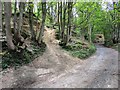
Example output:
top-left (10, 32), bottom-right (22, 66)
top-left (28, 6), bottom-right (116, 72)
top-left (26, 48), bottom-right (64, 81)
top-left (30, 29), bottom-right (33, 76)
top-left (50, 3), bottom-right (54, 23)
top-left (112, 2), bottom-right (117, 44)
top-left (54, 4), bottom-right (57, 23)
top-left (118, 22), bottom-right (120, 42)
top-left (62, 2), bottom-right (67, 41)
top-left (29, 2), bottom-right (36, 40)
top-left (69, 2), bottom-right (73, 40)
top-left (38, 1), bottom-right (46, 44)
top-left (116, 4), bottom-right (120, 43)
top-left (88, 23), bottom-right (92, 43)
top-left (66, 2), bottom-right (70, 44)
top-left (57, 2), bottom-right (60, 39)
top-left (36, 3), bottom-right (41, 40)
top-left (13, 0), bottom-right (17, 39)
top-left (66, 2), bottom-right (72, 44)
top-left (47, 4), bottom-right (53, 23)
top-left (0, 1), bottom-right (2, 32)
top-left (17, 2), bottom-right (24, 43)
top-left (0, 0), bottom-right (2, 52)
top-left (4, 2), bottom-right (15, 50)
top-left (60, 2), bottom-right (62, 39)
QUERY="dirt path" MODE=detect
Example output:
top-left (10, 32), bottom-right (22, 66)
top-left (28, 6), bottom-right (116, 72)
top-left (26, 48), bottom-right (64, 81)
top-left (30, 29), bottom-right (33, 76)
top-left (1, 28), bottom-right (119, 88)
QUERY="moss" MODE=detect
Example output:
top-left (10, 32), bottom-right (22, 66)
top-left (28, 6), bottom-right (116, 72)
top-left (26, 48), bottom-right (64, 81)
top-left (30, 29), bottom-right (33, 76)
top-left (2, 42), bottom-right (46, 70)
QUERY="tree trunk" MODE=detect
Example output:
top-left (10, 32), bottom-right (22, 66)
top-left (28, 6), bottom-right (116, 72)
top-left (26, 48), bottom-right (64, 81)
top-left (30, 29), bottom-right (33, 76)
top-left (69, 2), bottom-right (73, 39)
top-left (57, 2), bottom-right (60, 39)
top-left (0, 1), bottom-right (2, 32)
top-left (116, 21), bottom-right (119, 43)
top-left (0, 0), bottom-right (2, 51)
top-left (116, 4), bottom-right (120, 43)
top-left (38, 1), bottom-right (46, 44)
top-left (36, 3), bottom-right (41, 40)
top-left (50, 3), bottom-right (54, 23)
top-left (54, 4), bottom-right (57, 23)
top-left (13, 1), bottom-right (17, 39)
top-left (48, 5), bottom-right (53, 23)
top-left (66, 2), bottom-right (70, 44)
top-left (17, 2), bottom-right (24, 43)
top-left (4, 2), bottom-right (15, 50)
top-left (29, 2), bottom-right (36, 40)
top-left (60, 2), bottom-right (62, 39)
top-left (112, 2), bottom-right (117, 44)
top-left (62, 2), bottom-right (67, 41)
top-left (66, 2), bottom-right (72, 44)
top-left (88, 23), bottom-right (92, 43)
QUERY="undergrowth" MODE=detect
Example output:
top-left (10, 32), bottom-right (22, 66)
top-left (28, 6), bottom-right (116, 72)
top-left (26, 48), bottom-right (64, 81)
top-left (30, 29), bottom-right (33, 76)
top-left (1, 41), bottom-right (46, 70)
top-left (111, 43), bottom-right (120, 52)
top-left (60, 41), bottom-right (96, 59)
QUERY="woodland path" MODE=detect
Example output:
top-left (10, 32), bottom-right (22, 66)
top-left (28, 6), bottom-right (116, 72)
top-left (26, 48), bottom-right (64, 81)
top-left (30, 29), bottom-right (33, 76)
top-left (1, 28), bottom-right (119, 88)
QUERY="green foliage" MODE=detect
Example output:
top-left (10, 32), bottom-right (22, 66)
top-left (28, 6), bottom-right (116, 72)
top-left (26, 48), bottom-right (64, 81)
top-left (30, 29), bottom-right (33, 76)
top-left (62, 41), bottom-right (96, 59)
top-left (112, 43), bottom-right (120, 52)
top-left (74, 2), bottom-right (119, 47)
top-left (104, 40), bottom-right (113, 47)
top-left (72, 44), bottom-right (96, 59)
top-left (2, 42), bottom-right (46, 70)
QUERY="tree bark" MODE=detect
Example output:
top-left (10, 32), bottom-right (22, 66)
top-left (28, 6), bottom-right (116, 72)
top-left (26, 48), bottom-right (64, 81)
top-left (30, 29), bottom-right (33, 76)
top-left (17, 2), bottom-right (24, 43)
top-left (38, 1), bottom-right (46, 44)
top-left (50, 3), bottom-right (54, 23)
top-left (112, 2), bottom-right (118, 44)
top-left (57, 2), bottom-right (60, 39)
top-left (0, 1), bottom-right (2, 32)
top-left (29, 2), bottom-right (36, 40)
top-left (62, 2), bottom-right (67, 41)
top-left (60, 2), bottom-right (62, 38)
top-left (69, 2), bottom-right (73, 39)
top-left (4, 2), bottom-right (15, 50)
top-left (88, 23), bottom-right (92, 43)
top-left (48, 4), bottom-right (53, 23)
top-left (0, 0), bottom-right (2, 51)
top-left (66, 2), bottom-right (72, 44)
top-left (54, 3), bottom-right (57, 23)
top-left (36, 3), bottom-right (41, 40)
top-left (13, 0), bottom-right (17, 38)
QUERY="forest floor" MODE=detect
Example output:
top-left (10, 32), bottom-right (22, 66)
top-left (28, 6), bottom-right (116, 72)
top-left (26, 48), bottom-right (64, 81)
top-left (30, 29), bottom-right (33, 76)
top-left (1, 28), bottom-right (119, 88)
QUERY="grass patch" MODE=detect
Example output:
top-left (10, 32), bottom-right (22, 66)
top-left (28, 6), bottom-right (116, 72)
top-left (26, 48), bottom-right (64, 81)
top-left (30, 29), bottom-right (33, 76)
top-left (1, 41), bottom-right (46, 70)
top-left (61, 41), bottom-right (96, 59)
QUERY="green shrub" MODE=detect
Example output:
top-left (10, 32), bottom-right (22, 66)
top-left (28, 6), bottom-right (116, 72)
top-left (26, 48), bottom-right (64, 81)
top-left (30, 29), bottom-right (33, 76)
top-left (104, 40), bottom-right (113, 47)
top-left (62, 41), bottom-right (96, 59)
top-left (2, 42), bottom-right (46, 70)
top-left (111, 43), bottom-right (120, 52)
